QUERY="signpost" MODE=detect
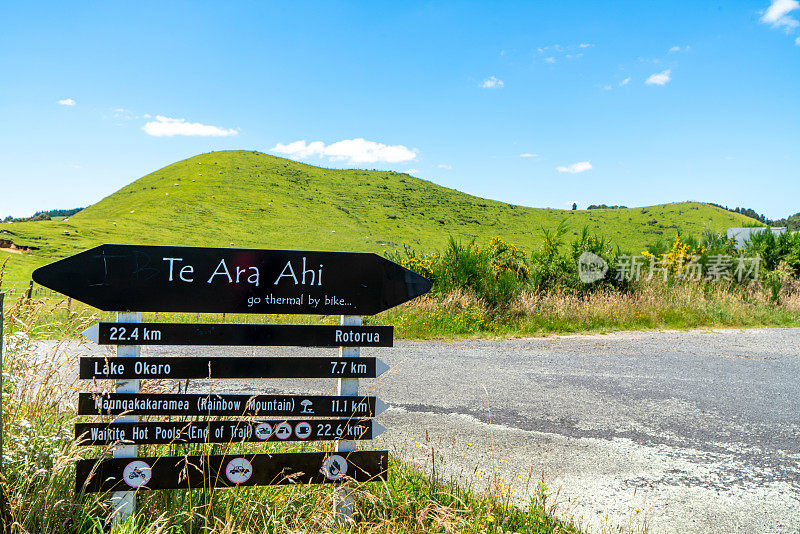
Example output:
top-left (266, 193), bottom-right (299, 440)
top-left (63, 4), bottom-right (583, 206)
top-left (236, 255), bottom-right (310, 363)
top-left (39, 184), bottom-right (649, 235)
top-left (111, 311), bottom-right (140, 522)
top-left (76, 450), bottom-right (388, 492)
top-left (31, 244), bottom-right (431, 315)
top-left (335, 314), bottom-right (362, 522)
top-left (30, 243), bottom-right (431, 525)
top-left (79, 356), bottom-right (390, 379)
top-left (75, 419), bottom-right (385, 444)
top-left (77, 392), bottom-right (387, 417)
top-left (82, 322), bottom-right (393, 347)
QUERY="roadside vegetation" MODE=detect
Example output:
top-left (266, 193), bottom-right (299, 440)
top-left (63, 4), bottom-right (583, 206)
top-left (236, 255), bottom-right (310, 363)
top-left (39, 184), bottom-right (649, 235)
top-left (383, 227), bottom-right (800, 338)
top-left (0, 302), bottom-right (584, 533)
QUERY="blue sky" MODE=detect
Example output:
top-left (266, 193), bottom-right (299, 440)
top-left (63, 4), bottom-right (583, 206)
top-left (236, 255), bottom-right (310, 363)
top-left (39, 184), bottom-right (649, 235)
top-left (1, 1), bottom-right (798, 219)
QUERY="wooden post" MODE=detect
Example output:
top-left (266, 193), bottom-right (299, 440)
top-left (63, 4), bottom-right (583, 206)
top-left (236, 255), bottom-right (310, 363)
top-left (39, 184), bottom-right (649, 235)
top-left (111, 311), bottom-right (140, 524)
top-left (0, 292), bottom-right (7, 530)
top-left (0, 293), bottom-right (4, 479)
top-left (334, 315), bottom-right (361, 523)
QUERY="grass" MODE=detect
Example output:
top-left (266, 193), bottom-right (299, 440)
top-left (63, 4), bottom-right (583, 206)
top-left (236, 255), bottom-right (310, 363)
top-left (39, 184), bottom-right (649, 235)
top-left (1, 298), bottom-right (586, 534)
top-left (0, 150), bottom-right (759, 286)
top-left (380, 281), bottom-right (800, 338)
top-left (4, 276), bottom-right (800, 342)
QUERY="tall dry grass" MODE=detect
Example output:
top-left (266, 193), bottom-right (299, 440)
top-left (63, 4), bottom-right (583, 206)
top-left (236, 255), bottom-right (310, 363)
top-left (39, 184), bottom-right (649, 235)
top-left (380, 280), bottom-right (800, 338)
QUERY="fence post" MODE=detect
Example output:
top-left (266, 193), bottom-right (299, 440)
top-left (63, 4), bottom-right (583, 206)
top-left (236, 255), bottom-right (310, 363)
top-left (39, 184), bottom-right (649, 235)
top-left (111, 311), bottom-right (141, 524)
top-left (0, 292), bottom-right (8, 531)
top-left (333, 315), bottom-right (361, 523)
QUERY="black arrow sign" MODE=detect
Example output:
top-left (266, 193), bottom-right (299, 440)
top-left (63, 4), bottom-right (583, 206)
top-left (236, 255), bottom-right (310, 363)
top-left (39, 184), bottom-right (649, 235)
top-left (76, 450), bottom-right (388, 493)
top-left (77, 392), bottom-right (387, 417)
top-left (75, 419), bottom-right (385, 445)
top-left (83, 322), bottom-right (393, 347)
top-left (31, 244), bottom-right (431, 315)
top-left (80, 356), bottom-right (389, 379)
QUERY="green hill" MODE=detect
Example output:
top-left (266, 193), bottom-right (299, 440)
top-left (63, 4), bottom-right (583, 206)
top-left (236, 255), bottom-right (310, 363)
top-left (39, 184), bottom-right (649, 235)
top-left (0, 150), bottom-right (759, 288)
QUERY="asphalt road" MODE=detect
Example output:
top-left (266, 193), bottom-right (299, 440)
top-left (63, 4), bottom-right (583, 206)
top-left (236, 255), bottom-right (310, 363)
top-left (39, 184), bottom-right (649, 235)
top-left (67, 328), bottom-right (800, 533)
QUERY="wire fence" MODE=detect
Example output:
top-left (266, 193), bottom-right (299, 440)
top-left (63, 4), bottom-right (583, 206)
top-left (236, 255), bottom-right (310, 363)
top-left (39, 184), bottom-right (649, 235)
top-left (0, 284), bottom-right (64, 299)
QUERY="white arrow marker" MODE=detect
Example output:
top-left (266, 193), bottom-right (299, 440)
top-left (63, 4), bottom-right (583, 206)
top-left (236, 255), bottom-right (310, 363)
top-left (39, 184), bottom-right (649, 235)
top-left (372, 421), bottom-right (387, 439)
top-left (374, 398), bottom-right (389, 417)
top-left (375, 358), bottom-right (390, 378)
top-left (82, 323), bottom-right (99, 344)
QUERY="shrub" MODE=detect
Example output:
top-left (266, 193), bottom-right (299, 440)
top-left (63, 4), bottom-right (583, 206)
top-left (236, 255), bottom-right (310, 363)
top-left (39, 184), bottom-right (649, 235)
top-left (395, 224), bottom-right (621, 304)
top-left (392, 236), bottom-right (528, 309)
top-left (529, 223), bottom-right (620, 293)
top-left (744, 229), bottom-right (800, 275)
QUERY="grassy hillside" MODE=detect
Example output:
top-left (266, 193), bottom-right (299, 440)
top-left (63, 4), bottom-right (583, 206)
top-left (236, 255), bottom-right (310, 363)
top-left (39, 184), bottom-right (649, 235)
top-left (0, 150), bottom-right (758, 287)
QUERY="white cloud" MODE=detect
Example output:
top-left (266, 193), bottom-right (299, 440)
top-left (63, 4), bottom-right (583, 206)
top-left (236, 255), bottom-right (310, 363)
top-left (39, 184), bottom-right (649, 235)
top-left (556, 161), bottom-right (592, 174)
top-left (270, 140), bottom-right (325, 159)
top-left (761, 0), bottom-right (799, 28)
top-left (113, 108), bottom-right (136, 120)
top-left (407, 168), bottom-right (419, 174)
top-left (142, 116), bottom-right (238, 137)
top-left (480, 76), bottom-right (504, 88)
top-left (645, 69), bottom-right (672, 85)
top-left (519, 153), bottom-right (539, 158)
top-left (271, 138), bottom-right (418, 164)
top-left (669, 45), bottom-right (690, 53)
top-left (324, 139), bottom-right (417, 163)
top-left (437, 164), bottom-right (452, 170)
top-left (619, 77), bottom-right (631, 86)
top-left (796, 36), bottom-right (800, 44)
top-left (57, 98), bottom-right (76, 106)
top-left (537, 44), bottom-right (588, 64)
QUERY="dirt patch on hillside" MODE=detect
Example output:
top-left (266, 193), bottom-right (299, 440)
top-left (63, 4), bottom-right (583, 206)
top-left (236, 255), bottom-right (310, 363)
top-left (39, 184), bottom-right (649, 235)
top-left (0, 238), bottom-right (38, 254)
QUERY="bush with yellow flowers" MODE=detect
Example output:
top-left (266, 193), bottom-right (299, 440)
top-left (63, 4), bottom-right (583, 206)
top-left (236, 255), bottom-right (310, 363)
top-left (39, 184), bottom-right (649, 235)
top-left (390, 236), bottom-right (530, 309)
top-left (486, 236), bottom-right (530, 282)
top-left (642, 234), bottom-right (707, 277)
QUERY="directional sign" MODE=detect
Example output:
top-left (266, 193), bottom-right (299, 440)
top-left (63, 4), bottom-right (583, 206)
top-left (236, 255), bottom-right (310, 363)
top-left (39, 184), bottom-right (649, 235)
top-left (75, 419), bottom-right (386, 445)
top-left (82, 322), bottom-right (393, 347)
top-left (80, 356), bottom-right (389, 379)
top-left (31, 244), bottom-right (432, 315)
top-left (78, 393), bottom-right (387, 417)
top-left (76, 450), bottom-right (388, 493)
